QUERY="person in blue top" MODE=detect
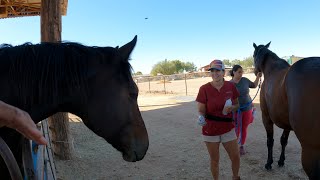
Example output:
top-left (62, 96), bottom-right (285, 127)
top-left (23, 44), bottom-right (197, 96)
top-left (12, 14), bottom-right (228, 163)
top-left (230, 65), bottom-right (262, 155)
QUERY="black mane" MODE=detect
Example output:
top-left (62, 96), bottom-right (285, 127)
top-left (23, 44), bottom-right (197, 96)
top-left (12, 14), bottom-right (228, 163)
top-left (0, 42), bottom-right (132, 108)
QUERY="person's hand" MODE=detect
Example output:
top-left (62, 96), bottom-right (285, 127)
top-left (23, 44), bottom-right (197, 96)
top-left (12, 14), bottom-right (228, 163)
top-left (256, 72), bottom-right (262, 78)
top-left (224, 106), bottom-right (234, 114)
top-left (0, 102), bottom-right (47, 145)
top-left (197, 115), bottom-right (206, 126)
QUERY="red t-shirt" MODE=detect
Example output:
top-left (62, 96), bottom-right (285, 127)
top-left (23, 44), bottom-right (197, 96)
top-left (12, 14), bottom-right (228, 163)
top-left (196, 81), bottom-right (240, 136)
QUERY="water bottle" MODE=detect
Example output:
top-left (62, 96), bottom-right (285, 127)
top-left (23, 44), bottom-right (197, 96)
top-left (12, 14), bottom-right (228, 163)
top-left (198, 115), bottom-right (206, 126)
top-left (222, 98), bottom-right (232, 115)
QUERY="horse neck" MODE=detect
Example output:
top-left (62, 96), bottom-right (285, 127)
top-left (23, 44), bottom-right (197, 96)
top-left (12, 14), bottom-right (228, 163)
top-left (262, 57), bottom-right (290, 79)
top-left (0, 73), bottom-right (82, 124)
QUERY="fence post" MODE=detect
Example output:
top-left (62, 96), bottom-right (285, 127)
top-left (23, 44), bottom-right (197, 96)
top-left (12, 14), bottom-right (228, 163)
top-left (148, 77), bottom-right (150, 93)
top-left (163, 75), bottom-right (166, 94)
top-left (41, 0), bottom-right (73, 160)
top-left (185, 74), bottom-right (187, 96)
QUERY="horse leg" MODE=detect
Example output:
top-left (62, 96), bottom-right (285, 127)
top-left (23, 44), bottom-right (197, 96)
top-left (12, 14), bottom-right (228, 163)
top-left (301, 146), bottom-right (320, 180)
top-left (262, 116), bottom-right (274, 170)
top-left (278, 129), bottom-right (290, 167)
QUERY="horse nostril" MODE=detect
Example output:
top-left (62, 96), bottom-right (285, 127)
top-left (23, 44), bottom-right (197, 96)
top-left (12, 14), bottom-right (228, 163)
top-left (133, 139), bottom-right (148, 160)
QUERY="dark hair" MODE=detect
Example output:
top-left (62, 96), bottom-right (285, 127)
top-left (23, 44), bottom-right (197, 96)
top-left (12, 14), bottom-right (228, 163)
top-left (230, 65), bottom-right (243, 77)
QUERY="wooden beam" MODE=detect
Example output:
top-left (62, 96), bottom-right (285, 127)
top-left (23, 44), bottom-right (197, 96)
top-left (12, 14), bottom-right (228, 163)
top-left (40, 0), bottom-right (61, 42)
top-left (40, 0), bottom-right (73, 160)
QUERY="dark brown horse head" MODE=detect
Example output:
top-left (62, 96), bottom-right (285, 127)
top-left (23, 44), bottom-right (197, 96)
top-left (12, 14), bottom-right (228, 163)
top-left (79, 36), bottom-right (149, 162)
top-left (0, 36), bottom-right (149, 162)
top-left (253, 41), bottom-right (271, 75)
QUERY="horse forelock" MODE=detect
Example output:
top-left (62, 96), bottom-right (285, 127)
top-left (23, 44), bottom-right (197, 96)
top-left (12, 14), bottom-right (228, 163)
top-left (254, 45), bottom-right (269, 71)
top-left (1, 42), bottom-right (131, 108)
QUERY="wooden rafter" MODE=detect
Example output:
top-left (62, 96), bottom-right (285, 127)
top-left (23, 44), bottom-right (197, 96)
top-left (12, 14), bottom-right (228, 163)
top-left (0, 0), bottom-right (67, 18)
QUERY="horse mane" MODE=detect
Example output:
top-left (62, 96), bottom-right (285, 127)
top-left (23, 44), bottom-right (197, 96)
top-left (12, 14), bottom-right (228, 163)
top-left (0, 42), bottom-right (132, 108)
top-left (255, 46), bottom-right (290, 71)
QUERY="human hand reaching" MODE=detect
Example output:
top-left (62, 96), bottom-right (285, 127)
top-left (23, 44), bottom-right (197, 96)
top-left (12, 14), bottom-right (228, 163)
top-left (0, 101), bottom-right (47, 145)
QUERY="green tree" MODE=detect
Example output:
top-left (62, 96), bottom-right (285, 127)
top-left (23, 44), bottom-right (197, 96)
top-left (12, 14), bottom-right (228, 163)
top-left (241, 56), bottom-right (254, 68)
top-left (171, 60), bottom-right (184, 73)
top-left (231, 59), bottom-right (241, 66)
top-left (134, 71), bottom-right (143, 75)
top-left (150, 59), bottom-right (197, 75)
top-left (183, 62), bottom-right (197, 72)
top-left (223, 59), bottom-right (232, 67)
top-left (150, 59), bottom-right (176, 76)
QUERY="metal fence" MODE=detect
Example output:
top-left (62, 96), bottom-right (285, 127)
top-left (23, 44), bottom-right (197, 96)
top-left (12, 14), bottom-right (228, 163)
top-left (134, 72), bottom-right (209, 96)
top-left (133, 68), bottom-right (254, 96)
top-left (133, 68), bottom-right (253, 95)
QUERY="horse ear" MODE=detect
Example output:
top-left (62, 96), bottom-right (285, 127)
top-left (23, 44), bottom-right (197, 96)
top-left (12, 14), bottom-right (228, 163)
top-left (118, 35), bottom-right (137, 61)
top-left (115, 46), bottom-right (119, 49)
top-left (265, 41), bottom-right (271, 48)
top-left (253, 43), bottom-right (257, 49)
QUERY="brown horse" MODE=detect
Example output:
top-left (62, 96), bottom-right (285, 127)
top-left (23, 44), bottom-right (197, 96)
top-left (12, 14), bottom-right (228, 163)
top-left (0, 36), bottom-right (149, 178)
top-left (253, 42), bottom-right (320, 179)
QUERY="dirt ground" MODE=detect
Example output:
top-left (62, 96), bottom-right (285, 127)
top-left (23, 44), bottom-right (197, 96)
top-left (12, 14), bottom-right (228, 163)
top-left (55, 74), bottom-right (307, 180)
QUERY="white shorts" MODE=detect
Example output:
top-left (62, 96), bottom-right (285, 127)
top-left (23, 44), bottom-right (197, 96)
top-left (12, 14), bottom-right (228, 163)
top-left (202, 129), bottom-right (237, 143)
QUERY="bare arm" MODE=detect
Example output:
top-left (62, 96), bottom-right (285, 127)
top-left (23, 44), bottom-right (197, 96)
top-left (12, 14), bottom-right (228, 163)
top-left (232, 98), bottom-right (240, 111)
top-left (252, 72), bottom-right (262, 88)
top-left (0, 101), bottom-right (47, 145)
top-left (198, 102), bottom-right (206, 116)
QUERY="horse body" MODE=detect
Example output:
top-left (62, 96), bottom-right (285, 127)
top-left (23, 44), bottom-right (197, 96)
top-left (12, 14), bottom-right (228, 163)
top-left (0, 36), bottom-right (149, 178)
top-left (261, 67), bottom-right (291, 130)
top-left (287, 58), bottom-right (320, 137)
top-left (253, 42), bottom-right (320, 179)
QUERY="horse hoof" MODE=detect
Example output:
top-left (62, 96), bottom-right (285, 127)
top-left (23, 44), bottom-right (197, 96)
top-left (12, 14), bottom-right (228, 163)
top-left (265, 164), bottom-right (272, 170)
top-left (278, 161), bottom-right (285, 167)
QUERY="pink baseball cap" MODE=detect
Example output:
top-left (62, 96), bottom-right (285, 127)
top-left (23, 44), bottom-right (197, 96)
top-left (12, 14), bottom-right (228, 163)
top-left (208, 59), bottom-right (225, 71)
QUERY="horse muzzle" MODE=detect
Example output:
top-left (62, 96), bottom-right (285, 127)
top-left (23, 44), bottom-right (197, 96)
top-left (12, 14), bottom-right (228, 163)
top-left (122, 140), bottom-right (149, 162)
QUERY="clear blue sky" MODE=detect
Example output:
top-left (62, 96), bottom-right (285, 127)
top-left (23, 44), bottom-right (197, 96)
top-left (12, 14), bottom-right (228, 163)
top-left (1, 0), bottom-right (319, 74)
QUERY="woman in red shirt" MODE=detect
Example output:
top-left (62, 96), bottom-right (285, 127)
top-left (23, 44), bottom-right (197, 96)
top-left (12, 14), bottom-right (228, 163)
top-left (196, 60), bottom-right (240, 180)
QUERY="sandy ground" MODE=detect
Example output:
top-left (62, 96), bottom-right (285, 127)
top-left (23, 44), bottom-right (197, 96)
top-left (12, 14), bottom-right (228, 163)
top-left (55, 74), bottom-right (307, 180)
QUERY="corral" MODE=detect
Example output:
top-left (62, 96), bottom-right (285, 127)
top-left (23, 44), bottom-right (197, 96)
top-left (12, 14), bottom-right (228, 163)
top-left (56, 73), bottom-right (307, 180)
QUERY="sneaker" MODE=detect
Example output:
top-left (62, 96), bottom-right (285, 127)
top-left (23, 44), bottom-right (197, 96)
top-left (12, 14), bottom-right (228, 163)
top-left (240, 146), bottom-right (246, 156)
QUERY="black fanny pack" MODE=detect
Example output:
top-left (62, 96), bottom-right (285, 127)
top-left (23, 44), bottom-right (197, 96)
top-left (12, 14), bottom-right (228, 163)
top-left (205, 114), bottom-right (233, 122)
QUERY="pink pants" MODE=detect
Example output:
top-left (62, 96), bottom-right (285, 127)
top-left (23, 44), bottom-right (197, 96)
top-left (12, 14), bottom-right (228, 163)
top-left (235, 109), bottom-right (253, 145)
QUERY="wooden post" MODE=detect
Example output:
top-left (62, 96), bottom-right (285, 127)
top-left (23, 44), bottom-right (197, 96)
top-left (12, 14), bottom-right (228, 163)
top-left (41, 0), bottom-right (61, 42)
top-left (47, 113), bottom-right (73, 160)
top-left (184, 74), bottom-right (187, 96)
top-left (41, 0), bottom-right (73, 160)
top-left (163, 75), bottom-right (166, 94)
top-left (148, 77), bottom-right (150, 93)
